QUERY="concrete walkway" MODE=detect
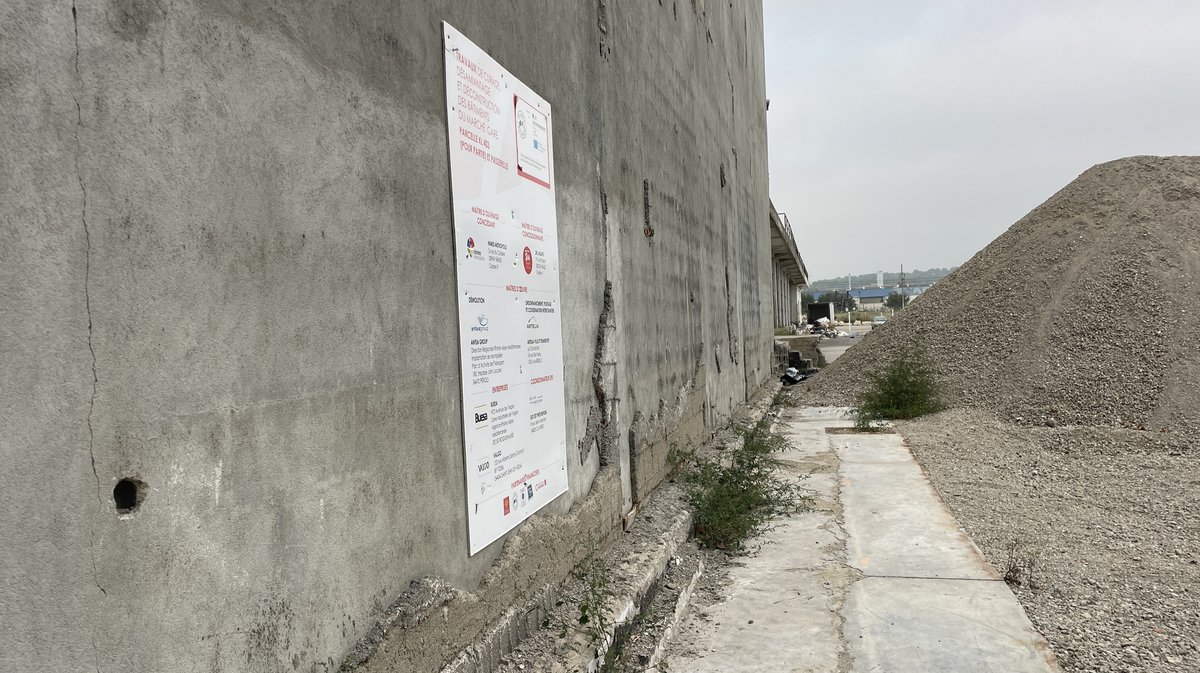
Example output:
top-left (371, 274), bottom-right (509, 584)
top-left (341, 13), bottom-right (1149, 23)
top-left (666, 407), bottom-right (1059, 673)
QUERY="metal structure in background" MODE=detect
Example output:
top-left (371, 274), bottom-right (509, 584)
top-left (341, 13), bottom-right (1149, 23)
top-left (769, 203), bottom-right (809, 328)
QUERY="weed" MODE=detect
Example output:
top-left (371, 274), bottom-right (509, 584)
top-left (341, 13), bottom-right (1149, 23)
top-left (680, 413), bottom-right (810, 553)
top-left (852, 347), bottom-right (944, 430)
top-left (666, 442), bottom-right (688, 471)
top-left (1002, 539), bottom-right (1039, 589)
top-left (550, 544), bottom-right (613, 650)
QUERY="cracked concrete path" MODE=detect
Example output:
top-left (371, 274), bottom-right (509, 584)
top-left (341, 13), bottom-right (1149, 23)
top-left (665, 407), bottom-right (1059, 673)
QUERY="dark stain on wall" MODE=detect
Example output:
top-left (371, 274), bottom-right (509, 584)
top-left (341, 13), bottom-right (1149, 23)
top-left (107, 0), bottom-right (167, 43)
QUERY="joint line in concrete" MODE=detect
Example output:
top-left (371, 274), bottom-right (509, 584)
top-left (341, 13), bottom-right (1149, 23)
top-left (861, 574), bottom-right (1004, 583)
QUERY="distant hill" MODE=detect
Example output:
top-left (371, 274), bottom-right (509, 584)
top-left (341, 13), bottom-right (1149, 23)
top-left (807, 267), bottom-right (956, 292)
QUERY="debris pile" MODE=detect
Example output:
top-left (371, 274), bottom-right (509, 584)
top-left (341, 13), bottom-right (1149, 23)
top-left (804, 156), bottom-right (1200, 432)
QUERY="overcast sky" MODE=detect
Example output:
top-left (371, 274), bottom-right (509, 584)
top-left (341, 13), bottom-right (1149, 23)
top-left (763, 0), bottom-right (1200, 281)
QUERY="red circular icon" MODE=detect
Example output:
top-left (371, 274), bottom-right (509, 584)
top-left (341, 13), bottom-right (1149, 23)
top-left (522, 246), bottom-right (533, 274)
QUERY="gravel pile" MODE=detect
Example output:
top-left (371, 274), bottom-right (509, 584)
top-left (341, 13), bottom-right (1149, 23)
top-left (900, 409), bottom-right (1199, 673)
top-left (798, 156), bottom-right (1200, 671)
top-left (801, 155), bottom-right (1200, 432)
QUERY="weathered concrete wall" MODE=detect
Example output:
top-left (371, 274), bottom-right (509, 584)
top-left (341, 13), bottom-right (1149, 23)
top-left (0, 1), bottom-right (771, 671)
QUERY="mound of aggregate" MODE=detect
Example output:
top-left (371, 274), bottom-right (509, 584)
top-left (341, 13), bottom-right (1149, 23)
top-left (803, 155), bottom-right (1200, 432)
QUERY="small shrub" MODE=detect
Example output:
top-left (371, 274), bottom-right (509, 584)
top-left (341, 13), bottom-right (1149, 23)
top-left (574, 545), bottom-right (612, 647)
top-left (853, 348), bottom-right (944, 430)
top-left (1002, 539), bottom-right (1039, 589)
top-left (682, 416), bottom-right (809, 553)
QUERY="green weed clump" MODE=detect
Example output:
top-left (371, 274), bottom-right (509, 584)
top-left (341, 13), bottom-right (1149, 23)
top-left (682, 417), bottom-right (808, 553)
top-left (550, 544), bottom-right (613, 647)
top-left (853, 348), bottom-right (944, 430)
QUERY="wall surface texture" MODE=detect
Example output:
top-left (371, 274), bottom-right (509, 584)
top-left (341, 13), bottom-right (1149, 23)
top-left (0, 1), bottom-right (771, 671)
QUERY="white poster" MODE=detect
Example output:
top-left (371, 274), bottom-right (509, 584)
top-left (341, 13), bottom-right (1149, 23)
top-left (443, 22), bottom-right (568, 555)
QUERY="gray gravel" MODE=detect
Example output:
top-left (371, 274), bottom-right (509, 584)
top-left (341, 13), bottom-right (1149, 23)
top-left (799, 155), bottom-right (1200, 433)
top-left (900, 409), bottom-right (1200, 673)
top-left (794, 156), bottom-right (1200, 671)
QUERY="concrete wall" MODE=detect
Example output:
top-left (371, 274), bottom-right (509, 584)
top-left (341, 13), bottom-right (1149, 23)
top-left (0, 1), bottom-right (771, 671)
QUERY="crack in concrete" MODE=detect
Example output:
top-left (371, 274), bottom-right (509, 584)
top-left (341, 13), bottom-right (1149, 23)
top-left (71, 1), bottom-right (100, 505)
top-left (819, 443), bottom-right (861, 673)
top-left (91, 634), bottom-right (102, 673)
top-left (71, 3), bottom-right (107, 608)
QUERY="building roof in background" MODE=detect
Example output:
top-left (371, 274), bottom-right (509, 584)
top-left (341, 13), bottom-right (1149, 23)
top-left (847, 286), bottom-right (927, 299)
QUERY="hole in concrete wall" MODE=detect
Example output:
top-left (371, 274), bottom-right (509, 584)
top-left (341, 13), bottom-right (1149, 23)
top-left (113, 478), bottom-right (146, 515)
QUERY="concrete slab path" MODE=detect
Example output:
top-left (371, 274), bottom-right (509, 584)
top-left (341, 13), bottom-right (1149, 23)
top-left (666, 407), bottom-right (1059, 673)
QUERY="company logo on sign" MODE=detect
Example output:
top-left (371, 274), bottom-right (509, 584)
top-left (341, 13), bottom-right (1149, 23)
top-left (518, 110), bottom-right (527, 139)
top-left (471, 314), bottom-right (489, 333)
top-left (465, 237), bottom-right (482, 260)
top-left (522, 246), bottom-right (533, 274)
top-left (474, 404), bottom-right (490, 427)
top-left (502, 497), bottom-right (510, 515)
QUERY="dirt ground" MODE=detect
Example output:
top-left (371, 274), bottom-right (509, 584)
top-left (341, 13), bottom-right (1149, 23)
top-left (899, 408), bottom-right (1200, 672)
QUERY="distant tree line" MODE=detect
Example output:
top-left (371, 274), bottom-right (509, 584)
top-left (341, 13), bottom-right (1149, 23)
top-left (807, 267), bottom-right (955, 293)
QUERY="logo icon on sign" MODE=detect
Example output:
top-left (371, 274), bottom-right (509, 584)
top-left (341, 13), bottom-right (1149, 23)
top-left (503, 497), bottom-right (510, 515)
top-left (518, 110), bottom-right (527, 139)
top-left (522, 246), bottom-right (533, 274)
top-left (466, 237), bottom-right (482, 260)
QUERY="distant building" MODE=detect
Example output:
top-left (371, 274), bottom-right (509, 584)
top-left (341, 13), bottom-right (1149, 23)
top-left (849, 286), bottom-right (927, 310)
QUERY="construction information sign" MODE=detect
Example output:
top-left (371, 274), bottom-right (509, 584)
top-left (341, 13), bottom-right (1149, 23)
top-left (443, 23), bottom-right (568, 555)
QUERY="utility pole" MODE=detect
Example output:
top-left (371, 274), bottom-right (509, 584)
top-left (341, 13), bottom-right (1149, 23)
top-left (847, 273), bottom-right (853, 335)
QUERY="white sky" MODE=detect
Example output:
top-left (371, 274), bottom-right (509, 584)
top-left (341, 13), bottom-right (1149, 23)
top-left (764, 0), bottom-right (1200, 280)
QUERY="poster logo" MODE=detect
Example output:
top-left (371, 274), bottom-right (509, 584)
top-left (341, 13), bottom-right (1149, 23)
top-left (466, 237), bottom-right (482, 260)
top-left (474, 404), bottom-right (490, 428)
top-left (518, 110), bottom-right (528, 139)
top-left (523, 246), bottom-right (533, 274)
top-left (502, 497), bottom-right (510, 515)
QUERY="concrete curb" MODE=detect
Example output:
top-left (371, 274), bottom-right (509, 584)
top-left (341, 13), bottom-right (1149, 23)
top-left (580, 507), bottom-right (693, 673)
top-left (441, 493), bottom-right (693, 673)
top-left (441, 584), bottom-right (559, 673)
top-left (645, 556), bottom-right (705, 670)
